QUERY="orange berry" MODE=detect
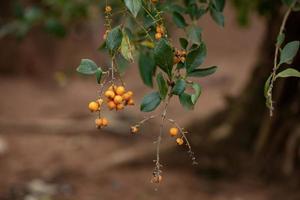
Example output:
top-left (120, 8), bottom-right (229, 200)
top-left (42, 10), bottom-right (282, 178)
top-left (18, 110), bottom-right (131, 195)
top-left (105, 6), bottom-right (112, 13)
top-left (131, 126), bottom-right (139, 133)
top-left (151, 0), bottom-right (158, 4)
top-left (107, 101), bottom-right (116, 110)
top-left (127, 99), bottom-right (135, 105)
top-left (88, 101), bottom-right (99, 112)
top-left (169, 127), bottom-right (179, 137)
top-left (105, 90), bottom-right (115, 99)
top-left (116, 103), bottom-right (125, 110)
top-left (101, 118), bottom-right (109, 126)
top-left (156, 25), bottom-right (164, 34)
top-left (155, 32), bottom-right (162, 40)
top-left (176, 138), bottom-right (184, 145)
top-left (114, 95), bottom-right (123, 104)
top-left (122, 91), bottom-right (133, 101)
top-left (95, 118), bottom-right (103, 128)
top-left (116, 86), bottom-right (126, 95)
top-left (173, 56), bottom-right (181, 64)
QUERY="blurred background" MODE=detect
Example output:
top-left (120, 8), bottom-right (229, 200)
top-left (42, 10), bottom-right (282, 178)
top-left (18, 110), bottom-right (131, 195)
top-left (0, 0), bottom-right (300, 200)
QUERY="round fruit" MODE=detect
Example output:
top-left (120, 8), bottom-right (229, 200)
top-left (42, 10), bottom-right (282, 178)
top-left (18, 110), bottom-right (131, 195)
top-left (88, 101), bottom-right (99, 112)
top-left (105, 90), bottom-right (115, 99)
top-left (101, 118), bottom-right (109, 126)
top-left (127, 99), bottom-right (135, 105)
top-left (116, 103), bottom-right (124, 110)
top-left (116, 86), bottom-right (125, 95)
top-left (105, 6), bottom-right (112, 13)
top-left (114, 95), bottom-right (123, 104)
top-left (131, 126), bottom-right (138, 133)
top-left (176, 138), bottom-right (184, 145)
top-left (95, 118), bottom-right (102, 127)
top-left (169, 127), bottom-right (179, 137)
top-left (155, 32), bottom-right (162, 40)
top-left (107, 101), bottom-right (117, 110)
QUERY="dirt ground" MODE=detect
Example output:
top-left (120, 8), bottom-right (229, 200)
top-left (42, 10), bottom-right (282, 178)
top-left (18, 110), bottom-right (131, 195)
top-left (1, 4), bottom-right (300, 200)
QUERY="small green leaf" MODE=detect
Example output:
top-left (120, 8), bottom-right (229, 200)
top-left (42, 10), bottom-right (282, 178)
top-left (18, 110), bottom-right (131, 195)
top-left (76, 59), bottom-right (99, 75)
top-left (95, 68), bottom-right (103, 84)
top-left (124, 0), bottom-right (142, 17)
top-left (187, 25), bottom-right (202, 45)
top-left (172, 11), bottom-right (188, 28)
top-left (179, 38), bottom-right (188, 49)
top-left (191, 83), bottom-right (201, 104)
top-left (154, 39), bottom-right (174, 77)
top-left (186, 43), bottom-right (207, 72)
top-left (264, 75), bottom-right (272, 99)
top-left (172, 79), bottom-right (186, 95)
top-left (106, 26), bottom-right (123, 52)
top-left (210, 7), bottom-right (225, 27)
top-left (275, 68), bottom-right (300, 79)
top-left (187, 66), bottom-right (217, 77)
top-left (139, 53), bottom-right (156, 87)
top-left (279, 41), bottom-right (299, 65)
top-left (179, 93), bottom-right (194, 110)
top-left (140, 92), bottom-right (161, 112)
top-left (276, 33), bottom-right (285, 47)
top-left (120, 31), bottom-right (135, 62)
top-left (156, 73), bottom-right (168, 99)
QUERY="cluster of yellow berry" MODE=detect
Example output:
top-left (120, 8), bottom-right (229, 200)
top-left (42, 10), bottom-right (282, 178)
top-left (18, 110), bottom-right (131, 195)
top-left (173, 49), bottom-right (187, 65)
top-left (104, 85), bottom-right (134, 110)
top-left (155, 25), bottom-right (165, 40)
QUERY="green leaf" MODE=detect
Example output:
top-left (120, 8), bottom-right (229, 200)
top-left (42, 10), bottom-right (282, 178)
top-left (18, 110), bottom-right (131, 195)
top-left (172, 11), bottom-right (188, 28)
top-left (275, 68), bottom-right (300, 79)
top-left (156, 73), bottom-right (168, 99)
top-left (76, 59), bottom-right (99, 75)
top-left (276, 33), bottom-right (285, 47)
top-left (140, 92), bottom-right (161, 112)
top-left (106, 26), bottom-right (123, 52)
top-left (187, 66), bottom-right (217, 77)
top-left (187, 25), bottom-right (202, 45)
top-left (139, 53), bottom-right (156, 87)
top-left (186, 43), bottom-right (207, 72)
top-left (212, 0), bottom-right (225, 11)
top-left (172, 79), bottom-right (186, 95)
top-left (124, 0), bottom-right (142, 17)
top-left (95, 68), bottom-right (103, 84)
top-left (191, 83), bottom-right (201, 104)
top-left (179, 38), bottom-right (188, 49)
top-left (279, 41), bottom-right (299, 65)
top-left (264, 75), bottom-right (272, 99)
top-left (120, 31), bottom-right (134, 62)
top-left (210, 7), bottom-right (225, 27)
top-left (179, 93), bottom-right (194, 110)
top-left (154, 39), bottom-right (174, 77)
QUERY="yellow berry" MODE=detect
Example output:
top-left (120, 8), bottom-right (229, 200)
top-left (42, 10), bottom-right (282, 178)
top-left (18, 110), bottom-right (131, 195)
top-left (114, 95), bottom-right (123, 104)
top-left (95, 118), bottom-right (103, 128)
top-left (88, 101), bottom-right (99, 112)
top-left (131, 126), bottom-right (139, 133)
top-left (107, 101), bottom-right (116, 110)
top-left (176, 138), bottom-right (184, 145)
top-left (116, 86), bottom-right (126, 95)
top-left (155, 32), bottom-right (162, 40)
top-left (105, 90), bottom-right (115, 99)
top-left (127, 99), bottom-right (135, 105)
top-left (122, 91), bottom-right (133, 101)
top-left (101, 118), bottom-right (109, 126)
top-left (169, 127), bottom-right (179, 137)
top-left (105, 6), bottom-right (112, 13)
top-left (116, 103), bottom-right (125, 110)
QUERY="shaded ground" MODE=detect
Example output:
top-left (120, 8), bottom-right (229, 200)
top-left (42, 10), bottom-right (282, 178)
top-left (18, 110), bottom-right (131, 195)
top-left (1, 5), bottom-right (299, 200)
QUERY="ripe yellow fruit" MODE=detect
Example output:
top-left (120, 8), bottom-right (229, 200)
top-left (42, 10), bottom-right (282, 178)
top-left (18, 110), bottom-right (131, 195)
top-left (127, 99), bottom-right (135, 105)
top-left (88, 101), bottom-right (99, 112)
top-left (105, 90), bottom-right (115, 99)
top-left (101, 118), bottom-right (109, 126)
top-left (122, 91), bottom-right (133, 101)
top-left (131, 126), bottom-right (139, 133)
top-left (95, 118), bottom-right (103, 127)
top-left (156, 25), bottom-right (164, 34)
top-left (116, 86), bottom-right (126, 95)
top-left (155, 32), bottom-right (162, 40)
top-left (116, 103), bottom-right (124, 110)
top-left (107, 101), bottom-right (117, 110)
top-left (169, 127), bottom-right (179, 137)
top-left (105, 6), bottom-right (112, 13)
top-left (114, 95), bottom-right (123, 104)
top-left (176, 138), bottom-right (184, 145)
